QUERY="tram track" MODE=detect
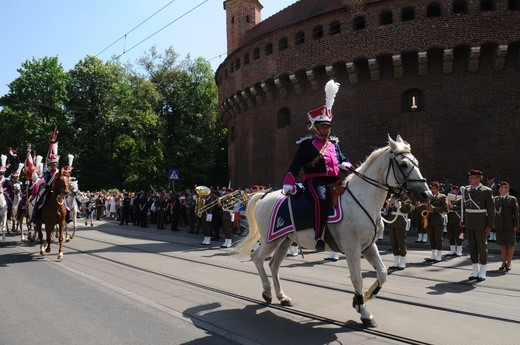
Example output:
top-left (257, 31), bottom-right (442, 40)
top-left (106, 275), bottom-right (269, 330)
top-left (18, 225), bottom-right (507, 343)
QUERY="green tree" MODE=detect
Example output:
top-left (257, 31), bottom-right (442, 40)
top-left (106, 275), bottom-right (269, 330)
top-left (0, 56), bottom-right (71, 157)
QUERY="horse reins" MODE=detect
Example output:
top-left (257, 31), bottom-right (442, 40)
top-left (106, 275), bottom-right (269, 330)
top-left (343, 150), bottom-right (426, 253)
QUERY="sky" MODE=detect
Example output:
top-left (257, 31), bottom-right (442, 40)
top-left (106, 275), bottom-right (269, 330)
top-left (0, 0), bottom-right (296, 97)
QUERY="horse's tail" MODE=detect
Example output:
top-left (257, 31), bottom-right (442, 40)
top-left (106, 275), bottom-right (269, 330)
top-left (233, 192), bottom-right (263, 259)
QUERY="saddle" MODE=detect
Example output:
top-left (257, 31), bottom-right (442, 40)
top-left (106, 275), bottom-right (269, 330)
top-left (326, 178), bottom-right (346, 208)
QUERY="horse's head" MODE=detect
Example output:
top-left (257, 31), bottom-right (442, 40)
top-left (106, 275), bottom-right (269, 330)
top-left (386, 135), bottom-right (432, 203)
top-left (56, 170), bottom-right (70, 196)
top-left (69, 178), bottom-right (79, 195)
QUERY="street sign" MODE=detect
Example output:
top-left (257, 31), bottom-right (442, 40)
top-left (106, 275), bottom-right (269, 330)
top-left (168, 169), bottom-right (180, 181)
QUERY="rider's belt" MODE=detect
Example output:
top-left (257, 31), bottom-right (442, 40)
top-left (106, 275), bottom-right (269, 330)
top-left (465, 209), bottom-right (487, 213)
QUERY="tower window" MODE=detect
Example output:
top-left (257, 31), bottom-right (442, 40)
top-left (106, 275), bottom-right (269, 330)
top-left (480, 0), bottom-right (495, 11)
top-left (245, 15), bottom-right (250, 23)
top-left (253, 48), bottom-right (260, 60)
top-left (312, 25), bottom-right (324, 39)
top-left (453, 0), bottom-right (468, 14)
top-left (353, 16), bottom-right (366, 30)
top-left (244, 53), bottom-right (250, 65)
top-left (330, 21), bottom-right (341, 35)
top-left (279, 37), bottom-right (288, 51)
top-left (427, 2), bottom-right (442, 17)
top-left (295, 31), bottom-right (305, 45)
top-left (401, 7), bottom-right (415, 21)
top-left (379, 10), bottom-right (393, 25)
top-left (265, 43), bottom-right (273, 56)
top-left (277, 108), bottom-right (291, 128)
top-left (235, 58), bottom-right (240, 70)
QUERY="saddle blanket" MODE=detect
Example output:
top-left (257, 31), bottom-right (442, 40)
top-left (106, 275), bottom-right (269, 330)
top-left (267, 192), bottom-right (343, 242)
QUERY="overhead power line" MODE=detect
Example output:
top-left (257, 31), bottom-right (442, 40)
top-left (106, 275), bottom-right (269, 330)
top-left (114, 0), bottom-right (209, 60)
top-left (96, 0), bottom-right (177, 57)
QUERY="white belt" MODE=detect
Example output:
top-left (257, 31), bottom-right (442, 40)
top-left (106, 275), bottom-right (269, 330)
top-left (465, 209), bottom-right (487, 214)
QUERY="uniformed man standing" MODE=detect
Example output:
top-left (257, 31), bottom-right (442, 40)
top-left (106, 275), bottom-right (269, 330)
top-left (423, 181), bottom-right (447, 263)
top-left (462, 170), bottom-right (495, 281)
top-left (386, 194), bottom-right (412, 270)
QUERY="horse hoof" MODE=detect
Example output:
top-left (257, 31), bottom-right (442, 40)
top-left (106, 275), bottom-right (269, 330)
top-left (280, 298), bottom-right (293, 307)
top-left (262, 292), bottom-right (272, 305)
top-left (45, 248), bottom-right (51, 253)
top-left (58, 253), bottom-right (63, 260)
top-left (361, 318), bottom-right (378, 328)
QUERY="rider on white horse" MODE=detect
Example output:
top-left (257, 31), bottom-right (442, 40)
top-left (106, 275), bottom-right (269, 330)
top-left (282, 80), bottom-right (353, 251)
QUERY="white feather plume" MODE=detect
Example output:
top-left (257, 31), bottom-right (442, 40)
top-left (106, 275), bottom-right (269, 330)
top-left (16, 163), bottom-right (24, 174)
top-left (67, 154), bottom-right (74, 167)
top-left (324, 80), bottom-right (340, 109)
top-left (35, 155), bottom-right (43, 166)
top-left (0, 154), bottom-right (6, 168)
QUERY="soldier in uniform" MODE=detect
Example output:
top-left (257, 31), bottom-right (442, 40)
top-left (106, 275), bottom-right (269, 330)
top-left (423, 181), bottom-right (447, 263)
top-left (386, 193), bottom-right (412, 270)
top-left (462, 169), bottom-right (495, 281)
top-left (282, 80), bottom-right (352, 251)
top-left (445, 185), bottom-right (463, 257)
top-left (494, 181), bottom-right (518, 272)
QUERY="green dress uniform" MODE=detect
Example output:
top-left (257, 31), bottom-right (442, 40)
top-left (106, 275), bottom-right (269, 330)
top-left (425, 192), bottom-right (447, 261)
top-left (462, 183), bottom-right (495, 279)
top-left (494, 195), bottom-right (519, 246)
top-left (446, 195), bottom-right (463, 256)
top-left (387, 197), bottom-right (412, 269)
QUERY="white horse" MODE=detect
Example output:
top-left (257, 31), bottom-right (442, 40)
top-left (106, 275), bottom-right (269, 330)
top-left (234, 135), bottom-right (432, 327)
top-left (65, 179), bottom-right (81, 242)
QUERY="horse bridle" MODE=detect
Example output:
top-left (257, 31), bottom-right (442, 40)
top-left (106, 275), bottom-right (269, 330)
top-left (347, 150), bottom-right (426, 197)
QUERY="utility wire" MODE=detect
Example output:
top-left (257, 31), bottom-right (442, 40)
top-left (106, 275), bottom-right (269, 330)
top-left (96, 0), bottom-right (177, 57)
top-left (114, 0), bottom-right (208, 59)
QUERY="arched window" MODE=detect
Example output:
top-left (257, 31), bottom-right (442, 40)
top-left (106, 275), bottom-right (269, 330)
top-left (253, 48), bottom-right (260, 60)
top-left (453, 0), bottom-right (468, 14)
top-left (244, 53), bottom-right (250, 65)
top-left (277, 108), bottom-right (291, 128)
top-left (401, 89), bottom-right (424, 113)
top-left (508, 0), bottom-right (520, 10)
top-left (401, 6), bottom-right (415, 21)
top-left (379, 10), bottom-right (393, 25)
top-left (427, 2), bottom-right (442, 17)
top-left (480, 0), bottom-right (495, 10)
top-left (312, 25), bottom-right (324, 39)
top-left (279, 37), bottom-right (288, 51)
top-left (265, 43), bottom-right (273, 56)
top-left (353, 16), bottom-right (366, 30)
top-left (235, 58), bottom-right (240, 70)
top-left (295, 31), bottom-right (305, 45)
top-left (329, 21), bottom-right (341, 35)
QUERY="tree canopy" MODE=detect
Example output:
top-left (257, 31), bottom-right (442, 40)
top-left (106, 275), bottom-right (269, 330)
top-left (0, 48), bottom-right (227, 191)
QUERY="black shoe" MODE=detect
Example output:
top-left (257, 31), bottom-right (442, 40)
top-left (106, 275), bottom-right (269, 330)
top-left (468, 275), bottom-right (478, 281)
top-left (424, 258), bottom-right (434, 262)
top-left (388, 266), bottom-right (399, 270)
top-left (499, 266), bottom-right (505, 271)
top-left (476, 277), bottom-right (486, 282)
top-left (315, 239), bottom-right (325, 252)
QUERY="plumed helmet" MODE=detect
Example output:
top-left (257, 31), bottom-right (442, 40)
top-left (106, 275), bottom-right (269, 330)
top-left (307, 80), bottom-right (340, 129)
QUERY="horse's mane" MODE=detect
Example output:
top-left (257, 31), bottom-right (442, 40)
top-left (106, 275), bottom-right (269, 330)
top-left (347, 138), bottom-right (411, 181)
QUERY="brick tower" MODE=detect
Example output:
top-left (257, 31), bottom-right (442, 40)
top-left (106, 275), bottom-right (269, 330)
top-left (223, 0), bottom-right (263, 55)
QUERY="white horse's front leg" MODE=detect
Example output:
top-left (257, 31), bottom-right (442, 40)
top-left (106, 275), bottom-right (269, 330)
top-left (346, 248), bottom-right (377, 328)
top-left (362, 243), bottom-right (387, 301)
top-left (268, 238), bottom-right (293, 306)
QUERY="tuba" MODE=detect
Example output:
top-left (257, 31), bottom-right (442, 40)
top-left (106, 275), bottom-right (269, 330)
top-left (194, 186), bottom-right (211, 218)
top-left (421, 209), bottom-right (429, 229)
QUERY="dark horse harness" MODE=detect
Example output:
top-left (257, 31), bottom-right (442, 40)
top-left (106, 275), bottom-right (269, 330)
top-left (345, 150), bottom-right (427, 253)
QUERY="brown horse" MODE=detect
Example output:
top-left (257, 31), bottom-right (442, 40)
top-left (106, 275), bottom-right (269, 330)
top-left (34, 169), bottom-right (70, 260)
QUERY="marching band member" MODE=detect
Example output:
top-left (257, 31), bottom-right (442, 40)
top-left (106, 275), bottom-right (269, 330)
top-left (446, 185), bottom-right (463, 257)
top-left (462, 169), bottom-right (495, 281)
top-left (423, 181), bottom-right (447, 263)
top-left (282, 80), bottom-right (352, 252)
top-left (494, 181), bottom-right (518, 272)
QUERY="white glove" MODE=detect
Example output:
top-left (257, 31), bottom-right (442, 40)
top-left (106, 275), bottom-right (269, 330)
top-left (340, 162), bottom-right (353, 170)
top-left (282, 184), bottom-right (294, 194)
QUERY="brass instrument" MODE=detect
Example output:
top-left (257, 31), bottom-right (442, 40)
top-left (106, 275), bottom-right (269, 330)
top-left (195, 186), bottom-right (211, 218)
top-left (220, 190), bottom-right (242, 213)
top-left (421, 208), bottom-right (429, 229)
